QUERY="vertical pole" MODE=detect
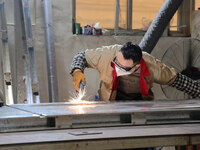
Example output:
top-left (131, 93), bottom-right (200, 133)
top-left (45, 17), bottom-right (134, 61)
top-left (0, 0), bottom-right (13, 104)
top-left (127, 0), bottom-right (132, 30)
top-left (42, 0), bottom-right (59, 102)
top-left (21, 0), bottom-right (40, 103)
top-left (72, 0), bottom-right (76, 34)
top-left (114, 0), bottom-right (120, 34)
top-left (177, 0), bottom-right (192, 36)
top-left (17, 0), bottom-right (33, 104)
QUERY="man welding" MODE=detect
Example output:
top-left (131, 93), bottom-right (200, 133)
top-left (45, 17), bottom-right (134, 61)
top-left (70, 42), bottom-right (200, 101)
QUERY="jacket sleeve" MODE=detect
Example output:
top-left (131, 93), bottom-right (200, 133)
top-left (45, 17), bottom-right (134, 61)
top-left (143, 52), bottom-right (177, 85)
top-left (85, 45), bottom-right (121, 72)
top-left (170, 73), bottom-right (200, 98)
top-left (70, 51), bottom-right (88, 74)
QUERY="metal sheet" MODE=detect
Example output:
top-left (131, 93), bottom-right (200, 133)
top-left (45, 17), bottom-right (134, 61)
top-left (8, 99), bottom-right (200, 116)
top-left (1, 100), bottom-right (200, 132)
top-left (0, 106), bottom-right (39, 118)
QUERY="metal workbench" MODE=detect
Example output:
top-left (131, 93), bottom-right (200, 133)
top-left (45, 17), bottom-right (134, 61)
top-left (0, 99), bottom-right (200, 149)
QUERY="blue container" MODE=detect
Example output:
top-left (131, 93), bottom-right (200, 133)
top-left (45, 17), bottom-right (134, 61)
top-left (82, 26), bottom-right (92, 35)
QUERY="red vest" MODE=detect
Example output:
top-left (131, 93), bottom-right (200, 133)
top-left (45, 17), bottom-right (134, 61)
top-left (111, 58), bottom-right (150, 96)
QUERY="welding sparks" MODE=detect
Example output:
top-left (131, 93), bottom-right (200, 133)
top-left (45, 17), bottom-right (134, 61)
top-left (69, 88), bottom-right (96, 114)
top-left (69, 88), bottom-right (88, 103)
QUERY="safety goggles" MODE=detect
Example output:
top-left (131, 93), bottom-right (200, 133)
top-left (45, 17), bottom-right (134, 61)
top-left (112, 57), bottom-right (138, 72)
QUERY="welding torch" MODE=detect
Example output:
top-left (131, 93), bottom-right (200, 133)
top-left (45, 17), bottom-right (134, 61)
top-left (78, 81), bottom-right (86, 94)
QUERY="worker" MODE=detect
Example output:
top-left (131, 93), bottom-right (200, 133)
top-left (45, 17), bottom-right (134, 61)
top-left (70, 42), bottom-right (200, 101)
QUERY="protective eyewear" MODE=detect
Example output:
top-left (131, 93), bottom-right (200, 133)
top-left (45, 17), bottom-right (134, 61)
top-left (112, 57), bottom-right (138, 72)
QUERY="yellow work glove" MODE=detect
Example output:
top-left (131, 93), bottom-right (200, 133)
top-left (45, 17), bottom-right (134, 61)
top-left (72, 69), bottom-right (86, 92)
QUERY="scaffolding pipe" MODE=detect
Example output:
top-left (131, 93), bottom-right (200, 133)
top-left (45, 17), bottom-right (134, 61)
top-left (114, 0), bottom-right (120, 34)
top-left (127, 0), bottom-right (132, 30)
top-left (42, 0), bottom-right (59, 102)
top-left (16, 0), bottom-right (34, 104)
top-left (0, 0), bottom-right (13, 104)
top-left (21, 0), bottom-right (40, 103)
top-left (139, 0), bottom-right (184, 54)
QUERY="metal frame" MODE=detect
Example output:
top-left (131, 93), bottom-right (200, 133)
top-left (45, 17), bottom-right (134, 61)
top-left (114, 0), bottom-right (120, 34)
top-left (1, 100), bottom-right (200, 149)
top-left (127, 0), bottom-right (132, 30)
top-left (42, 0), bottom-right (59, 102)
top-left (1, 100), bottom-right (200, 131)
top-left (21, 0), bottom-right (40, 103)
top-left (22, 0), bottom-right (40, 104)
top-left (0, 126), bottom-right (200, 150)
top-left (0, 0), bottom-right (13, 104)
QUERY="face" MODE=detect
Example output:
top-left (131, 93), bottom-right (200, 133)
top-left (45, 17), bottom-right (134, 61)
top-left (114, 52), bottom-right (140, 74)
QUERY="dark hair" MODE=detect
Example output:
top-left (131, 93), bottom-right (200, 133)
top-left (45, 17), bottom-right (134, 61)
top-left (119, 42), bottom-right (142, 64)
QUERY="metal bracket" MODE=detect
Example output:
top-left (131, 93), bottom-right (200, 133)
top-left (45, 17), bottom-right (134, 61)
top-left (55, 116), bottom-right (72, 129)
top-left (68, 131), bottom-right (103, 136)
top-left (4, 72), bottom-right (12, 85)
top-left (132, 112), bottom-right (146, 125)
top-left (0, 101), bottom-right (3, 107)
top-left (27, 38), bottom-right (33, 48)
top-left (32, 83), bottom-right (39, 95)
top-left (0, 30), bottom-right (8, 40)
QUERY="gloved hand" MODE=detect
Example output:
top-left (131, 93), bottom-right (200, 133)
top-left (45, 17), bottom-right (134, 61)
top-left (72, 69), bottom-right (86, 92)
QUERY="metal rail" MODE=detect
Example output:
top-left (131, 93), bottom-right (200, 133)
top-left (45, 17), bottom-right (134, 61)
top-left (0, 0), bottom-right (13, 104)
top-left (1, 100), bottom-right (200, 149)
top-left (42, 0), bottom-right (59, 102)
top-left (1, 100), bottom-right (200, 132)
top-left (21, 0), bottom-right (40, 103)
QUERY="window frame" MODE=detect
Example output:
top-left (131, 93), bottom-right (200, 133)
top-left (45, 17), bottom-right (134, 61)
top-left (73, 0), bottom-right (193, 37)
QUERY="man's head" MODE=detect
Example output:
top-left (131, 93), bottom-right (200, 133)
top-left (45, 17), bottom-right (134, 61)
top-left (113, 42), bottom-right (142, 74)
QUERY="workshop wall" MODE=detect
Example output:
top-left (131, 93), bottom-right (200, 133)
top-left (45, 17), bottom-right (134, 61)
top-left (192, 10), bottom-right (200, 40)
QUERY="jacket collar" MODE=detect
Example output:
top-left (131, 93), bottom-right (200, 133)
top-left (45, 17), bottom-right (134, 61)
top-left (111, 57), bottom-right (150, 96)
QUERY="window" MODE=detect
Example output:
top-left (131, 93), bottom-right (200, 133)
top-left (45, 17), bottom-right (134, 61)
top-left (132, 0), bottom-right (165, 30)
top-left (76, 0), bottom-right (127, 29)
top-left (195, 0), bottom-right (200, 10)
top-left (74, 0), bottom-right (191, 36)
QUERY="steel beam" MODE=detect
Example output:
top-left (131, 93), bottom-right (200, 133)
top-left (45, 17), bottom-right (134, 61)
top-left (0, 0), bottom-right (13, 104)
top-left (16, 0), bottom-right (33, 104)
top-left (114, 0), bottom-right (120, 34)
top-left (42, 0), bottom-right (59, 102)
top-left (1, 99), bottom-right (200, 132)
top-left (127, 0), bottom-right (132, 30)
top-left (21, 0), bottom-right (40, 103)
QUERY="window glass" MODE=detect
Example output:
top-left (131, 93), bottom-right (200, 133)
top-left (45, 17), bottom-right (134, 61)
top-left (169, 11), bottom-right (178, 31)
top-left (76, 0), bottom-right (115, 29)
top-left (132, 0), bottom-right (165, 30)
top-left (195, 0), bottom-right (200, 10)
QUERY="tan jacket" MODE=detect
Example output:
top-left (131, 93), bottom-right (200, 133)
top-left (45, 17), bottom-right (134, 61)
top-left (85, 44), bottom-right (177, 101)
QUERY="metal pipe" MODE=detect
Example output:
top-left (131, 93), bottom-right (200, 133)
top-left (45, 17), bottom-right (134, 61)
top-left (127, 0), bottom-right (132, 30)
top-left (114, 0), bottom-right (120, 34)
top-left (0, 0), bottom-right (13, 104)
top-left (16, 0), bottom-right (33, 104)
top-left (21, 0), bottom-right (40, 103)
top-left (139, 0), bottom-right (184, 53)
top-left (72, 0), bottom-right (76, 34)
top-left (42, 0), bottom-right (59, 102)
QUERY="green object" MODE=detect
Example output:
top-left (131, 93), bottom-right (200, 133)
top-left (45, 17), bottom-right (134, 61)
top-left (72, 19), bottom-right (75, 34)
top-left (75, 23), bottom-right (80, 34)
